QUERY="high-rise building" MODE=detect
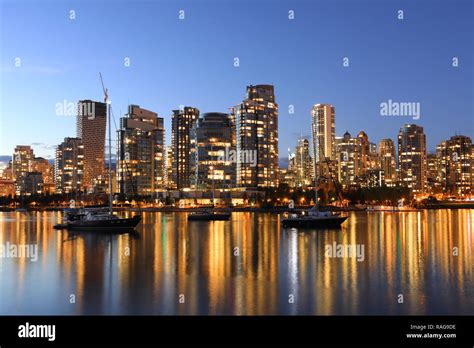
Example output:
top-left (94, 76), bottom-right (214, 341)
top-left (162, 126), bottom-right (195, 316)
top-left (398, 124), bottom-right (427, 192)
top-left (12, 145), bottom-right (34, 194)
top-left (117, 105), bottom-right (166, 195)
top-left (379, 138), bottom-right (397, 186)
top-left (447, 135), bottom-right (472, 196)
top-left (436, 141), bottom-right (448, 190)
top-left (437, 135), bottom-right (472, 196)
top-left (76, 100), bottom-right (107, 190)
top-left (294, 138), bottom-right (312, 187)
top-left (55, 137), bottom-right (84, 194)
top-left (32, 157), bottom-right (55, 194)
top-left (471, 144), bottom-right (474, 191)
top-left (311, 104), bottom-right (335, 166)
top-left (357, 131), bottom-right (370, 175)
top-left (193, 112), bottom-right (235, 189)
top-left (32, 157), bottom-right (53, 184)
top-left (171, 107), bottom-right (199, 189)
top-left (234, 85), bottom-right (279, 188)
top-left (426, 153), bottom-right (438, 192)
top-left (19, 172), bottom-right (44, 195)
top-left (368, 142), bottom-right (380, 170)
top-left (278, 168), bottom-right (296, 187)
top-left (165, 145), bottom-right (174, 189)
top-left (12, 145), bottom-right (34, 181)
top-left (335, 131), bottom-right (361, 188)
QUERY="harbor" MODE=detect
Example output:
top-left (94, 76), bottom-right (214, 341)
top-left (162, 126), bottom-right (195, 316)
top-left (1, 209), bottom-right (473, 315)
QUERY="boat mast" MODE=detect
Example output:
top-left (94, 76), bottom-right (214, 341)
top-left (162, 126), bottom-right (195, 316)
top-left (99, 72), bottom-right (113, 215)
top-left (314, 170), bottom-right (318, 209)
top-left (211, 143), bottom-right (214, 206)
top-left (107, 101), bottom-right (112, 214)
top-left (314, 138), bottom-right (318, 209)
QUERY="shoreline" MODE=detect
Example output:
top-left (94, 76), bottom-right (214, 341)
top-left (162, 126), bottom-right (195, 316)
top-left (1, 202), bottom-right (473, 213)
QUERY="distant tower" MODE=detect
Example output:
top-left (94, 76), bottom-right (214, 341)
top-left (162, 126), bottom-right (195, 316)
top-left (294, 138), bottom-right (312, 187)
top-left (357, 131), bottom-right (370, 175)
top-left (379, 138), bottom-right (397, 186)
top-left (311, 104), bottom-right (335, 164)
top-left (12, 145), bottom-right (34, 181)
top-left (76, 100), bottom-right (107, 190)
top-left (398, 124), bottom-right (427, 192)
top-left (171, 107), bottom-right (199, 189)
top-left (12, 145), bottom-right (34, 194)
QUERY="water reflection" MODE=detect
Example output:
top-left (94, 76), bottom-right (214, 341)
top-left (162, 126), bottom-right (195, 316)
top-left (0, 210), bottom-right (472, 315)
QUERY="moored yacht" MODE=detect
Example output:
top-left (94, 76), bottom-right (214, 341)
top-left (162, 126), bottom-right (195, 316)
top-left (281, 144), bottom-right (348, 229)
top-left (188, 209), bottom-right (231, 221)
top-left (62, 74), bottom-right (141, 233)
top-left (281, 206), bottom-right (347, 228)
top-left (67, 210), bottom-right (141, 232)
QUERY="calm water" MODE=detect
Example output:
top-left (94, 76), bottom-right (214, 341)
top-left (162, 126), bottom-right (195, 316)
top-left (0, 210), bottom-right (473, 315)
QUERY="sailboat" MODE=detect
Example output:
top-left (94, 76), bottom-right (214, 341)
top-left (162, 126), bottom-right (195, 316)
top-left (281, 142), bottom-right (347, 229)
top-left (188, 146), bottom-right (231, 221)
top-left (280, 204), bottom-right (348, 228)
top-left (66, 73), bottom-right (141, 232)
top-left (187, 208), bottom-right (231, 221)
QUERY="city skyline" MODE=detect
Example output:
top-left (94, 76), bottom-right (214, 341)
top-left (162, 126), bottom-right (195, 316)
top-left (0, 94), bottom-right (471, 159)
top-left (1, 0), bottom-right (473, 160)
top-left (1, 0), bottom-right (474, 341)
top-left (3, 97), bottom-right (472, 197)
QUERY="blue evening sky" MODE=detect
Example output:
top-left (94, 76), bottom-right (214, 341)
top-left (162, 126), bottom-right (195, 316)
top-left (0, 0), bottom-right (472, 160)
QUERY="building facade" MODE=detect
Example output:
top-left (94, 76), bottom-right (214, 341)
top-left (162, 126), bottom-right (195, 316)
top-left (356, 131), bottom-right (371, 175)
top-left (379, 138), bottom-right (397, 187)
top-left (117, 105), bottom-right (165, 196)
top-left (311, 104), bottom-right (335, 165)
top-left (234, 85), bottom-right (279, 188)
top-left (55, 137), bottom-right (84, 194)
top-left (437, 135), bottom-right (472, 196)
top-left (19, 172), bottom-right (44, 195)
top-left (335, 131), bottom-right (361, 189)
top-left (398, 124), bottom-right (427, 193)
top-left (171, 107), bottom-right (199, 189)
top-left (12, 145), bottom-right (34, 179)
top-left (425, 153), bottom-right (440, 193)
top-left (294, 138), bottom-right (313, 187)
top-left (32, 157), bottom-right (54, 193)
top-left (76, 100), bottom-right (107, 190)
top-left (165, 145), bottom-right (174, 189)
top-left (193, 112), bottom-right (235, 189)
top-left (12, 145), bottom-right (35, 194)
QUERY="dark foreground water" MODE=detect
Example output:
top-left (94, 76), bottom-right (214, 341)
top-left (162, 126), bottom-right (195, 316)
top-left (0, 210), bottom-right (473, 315)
